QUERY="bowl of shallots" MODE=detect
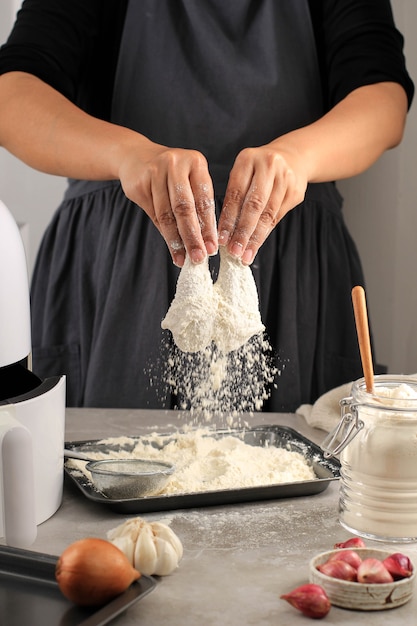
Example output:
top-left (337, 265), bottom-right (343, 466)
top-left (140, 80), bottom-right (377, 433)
top-left (309, 546), bottom-right (415, 610)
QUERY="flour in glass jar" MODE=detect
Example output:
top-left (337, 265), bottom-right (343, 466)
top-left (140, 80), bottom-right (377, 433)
top-left (340, 381), bottom-right (417, 539)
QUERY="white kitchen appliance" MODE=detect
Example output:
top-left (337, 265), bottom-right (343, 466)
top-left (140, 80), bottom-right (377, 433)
top-left (0, 199), bottom-right (65, 548)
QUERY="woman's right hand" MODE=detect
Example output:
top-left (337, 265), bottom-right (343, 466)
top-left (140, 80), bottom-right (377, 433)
top-left (118, 141), bottom-right (218, 267)
top-left (0, 73), bottom-right (218, 268)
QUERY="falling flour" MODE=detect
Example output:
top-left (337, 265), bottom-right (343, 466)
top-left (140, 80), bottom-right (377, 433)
top-left (159, 248), bottom-right (278, 420)
top-left (66, 429), bottom-right (316, 495)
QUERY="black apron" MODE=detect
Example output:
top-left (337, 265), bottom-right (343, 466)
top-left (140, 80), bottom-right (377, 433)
top-left (31, 0), bottom-right (366, 411)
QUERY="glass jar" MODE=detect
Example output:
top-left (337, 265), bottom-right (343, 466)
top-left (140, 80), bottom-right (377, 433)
top-left (324, 375), bottom-right (417, 543)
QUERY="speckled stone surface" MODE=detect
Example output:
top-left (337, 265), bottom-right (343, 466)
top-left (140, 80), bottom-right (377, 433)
top-left (4, 409), bottom-right (417, 625)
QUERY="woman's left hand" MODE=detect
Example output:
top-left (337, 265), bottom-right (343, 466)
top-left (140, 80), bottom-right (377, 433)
top-left (217, 143), bottom-right (308, 265)
top-left (218, 82), bottom-right (408, 265)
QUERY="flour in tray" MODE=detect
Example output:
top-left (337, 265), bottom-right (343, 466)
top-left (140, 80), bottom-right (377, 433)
top-left (65, 429), bottom-right (316, 496)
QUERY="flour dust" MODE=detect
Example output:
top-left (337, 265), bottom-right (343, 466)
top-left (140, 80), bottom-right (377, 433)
top-left (148, 331), bottom-right (278, 426)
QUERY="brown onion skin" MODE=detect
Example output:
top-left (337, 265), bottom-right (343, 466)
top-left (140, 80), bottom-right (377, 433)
top-left (55, 537), bottom-right (141, 606)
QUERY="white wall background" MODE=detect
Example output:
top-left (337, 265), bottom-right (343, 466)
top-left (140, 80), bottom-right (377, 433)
top-left (1, 1), bottom-right (416, 375)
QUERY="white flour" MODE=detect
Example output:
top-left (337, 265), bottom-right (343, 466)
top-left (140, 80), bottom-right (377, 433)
top-left (161, 247), bottom-right (264, 354)
top-left (159, 248), bottom-right (278, 419)
top-left (66, 429), bottom-right (316, 495)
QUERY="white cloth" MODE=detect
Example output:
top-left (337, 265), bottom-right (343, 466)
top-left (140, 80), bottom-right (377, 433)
top-left (297, 374), bottom-right (417, 433)
top-left (296, 382), bottom-right (353, 433)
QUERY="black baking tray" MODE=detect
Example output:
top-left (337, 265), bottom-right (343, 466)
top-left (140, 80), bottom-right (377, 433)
top-left (0, 545), bottom-right (156, 626)
top-left (64, 425), bottom-right (340, 514)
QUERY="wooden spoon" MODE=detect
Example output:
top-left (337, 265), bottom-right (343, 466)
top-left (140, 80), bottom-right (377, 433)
top-left (351, 285), bottom-right (374, 393)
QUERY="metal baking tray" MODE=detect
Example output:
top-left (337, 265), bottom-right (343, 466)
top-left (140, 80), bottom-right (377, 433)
top-left (64, 425), bottom-right (340, 514)
top-left (0, 545), bottom-right (156, 626)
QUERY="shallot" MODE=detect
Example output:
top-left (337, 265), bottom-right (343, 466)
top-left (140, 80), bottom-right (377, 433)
top-left (383, 552), bottom-right (413, 580)
top-left (317, 559), bottom-right (357, 581)
top-left (357, 558), bottom-right (394, 584)
top-left (55, 537), bottom-right (140, 606)
top-left (328, 549), bottom-right (362, 570)
top-left (280, 583), bottom-right (331, 619)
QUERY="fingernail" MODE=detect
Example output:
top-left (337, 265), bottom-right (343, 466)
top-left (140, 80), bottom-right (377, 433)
top-left (173, 251), bottom-right (185, 267)
top-left (218, 230), bottom-right (230, 245)
top-left (190, 248), bottom-right (206, 264)
top-left (242, 248), bottom-right (254, 265)
top-left (230, 242), bottom-right (243, 258)
top-left (205, 240), bottom-right (218, 256)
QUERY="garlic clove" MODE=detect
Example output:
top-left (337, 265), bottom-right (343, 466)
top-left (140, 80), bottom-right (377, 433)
top-left (334, 537), bottom-right (366, 549)
top-left (150, 522), bottom-right (184, 560)
top-left (134, 523), bottom-right (158, 576)
top-left (357, 558), bottom-right (394, 584)
top-left (317, 559), bottom-right (357, 581)
top-left (280, 583), bottom-right (331, 618)
top-left (328, 549), bottom-right (362, 570)
top-left (111, 536), bottom-right (135, 566)
top-left (153, 535), bottom-right (180, 576)
top-left (382, 553), bottom-right (413, 580)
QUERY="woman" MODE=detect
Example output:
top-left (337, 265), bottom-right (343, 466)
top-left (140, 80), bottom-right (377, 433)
top-left (0, 0), bottom-right (413, 410)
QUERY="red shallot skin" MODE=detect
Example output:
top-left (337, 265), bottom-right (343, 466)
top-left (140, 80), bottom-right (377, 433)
top-left (280, 583), bottom-right (331, 619)
top-left (328, 549), bottom-right (362, 570)
top-left (383, 553), bottom-right (414, 580)
top-left (334, 537), bottom-right (366, 549)
top-left (317, 559), bottom-right (357, 581)
top-left (357, 558), bottom-right (394, 584)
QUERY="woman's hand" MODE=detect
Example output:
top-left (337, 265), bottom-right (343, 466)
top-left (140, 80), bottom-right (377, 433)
top-left (218, 143), bottom-right (308, 265)
top-left (218, 82), bottom-right (408, 266)
top-left (119, 143), bottom-right (218, 267)
top-left (0, 73), bottom-right (406, 268)
top-left (0, 73), bottom-right (218, 268)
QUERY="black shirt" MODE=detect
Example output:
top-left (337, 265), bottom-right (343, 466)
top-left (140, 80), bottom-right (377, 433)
top-left (0, 0), bottom-right (413, 124)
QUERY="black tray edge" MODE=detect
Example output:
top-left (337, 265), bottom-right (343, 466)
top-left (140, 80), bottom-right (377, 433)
top-left (0, 545), bottom-right (157, 626)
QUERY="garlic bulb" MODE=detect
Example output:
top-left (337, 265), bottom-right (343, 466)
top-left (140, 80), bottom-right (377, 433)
top-left (107, 517), bottom-right (183, 576)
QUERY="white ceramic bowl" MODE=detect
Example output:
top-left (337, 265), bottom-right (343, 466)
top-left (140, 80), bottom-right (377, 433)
top-left (309, 548), bottom-right (415, 611)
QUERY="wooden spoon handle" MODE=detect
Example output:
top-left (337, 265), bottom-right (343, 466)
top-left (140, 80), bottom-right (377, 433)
top-left (352, 286), bottom-right (374, 393)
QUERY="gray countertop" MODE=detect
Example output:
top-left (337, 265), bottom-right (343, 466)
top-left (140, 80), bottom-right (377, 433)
top-left (17, 409), bottom-right (417, 624)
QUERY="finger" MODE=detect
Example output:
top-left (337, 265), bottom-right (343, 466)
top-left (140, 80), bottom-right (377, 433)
top-left (239, 196), bottom-right (280, 265)
top-left (240, 170), bottom-right (306, 265)
top-left (150, 174), bottom-right (186, 267)
top-left (166, 151), bottom-right (214, 263)
top-left (225, 163), bottom-right (277, 259)
top-left (218, 168), bottom-right (252, 247)
top-left (190, 177), bottom-right (217, 256)
top-left (167, 179), bottom-right (207, 264)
